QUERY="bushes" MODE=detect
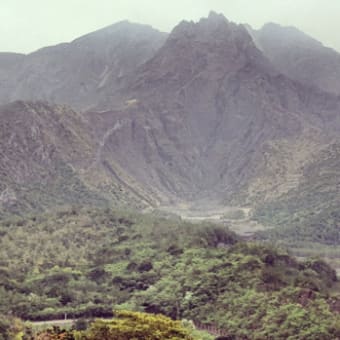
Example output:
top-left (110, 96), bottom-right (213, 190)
top-left (77, 311), bottom-right (194, 340)
top-left (32, 311), bottom-right (197, 340)
top-left (0, 208), bottom-right (339, 339)
top-left (0, 315), bottom-right (24, 340)
top-left (194, 224), bottom-right (238, 247)
top-left (0, 316), bottom-right (11, 340)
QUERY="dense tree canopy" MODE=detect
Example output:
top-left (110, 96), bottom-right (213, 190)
top-left (0, 207), bottom-right (339, 339)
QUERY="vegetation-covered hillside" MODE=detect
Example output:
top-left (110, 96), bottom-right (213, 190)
top-left (254, 143), bottom-right (340, 259)
top-left (0, 208), bottom-right (339, 339)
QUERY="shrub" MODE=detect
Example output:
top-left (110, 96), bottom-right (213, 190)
top-left (78, 310), bottom-right (194, 340)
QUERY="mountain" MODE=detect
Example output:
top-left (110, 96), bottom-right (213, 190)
top-left (86, 12), bottom-right (340, 207)
top-left (1, 13), bottom-right (340, 338)
top-left (248, 23), bottom-right (340, 95)
top-left (0, 21), bottom-right (167, 110)
top-left (0, 13), bottom-right (339, 243)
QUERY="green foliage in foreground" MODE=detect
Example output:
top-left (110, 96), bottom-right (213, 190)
top-left (0, 314), bottom-right (25, 340)
top-left (31, 311), bottom-right (212, 340)
top-left (0, 207), bottom-right (339, 339)
top-left (76, 310), bottom-right (195, 340)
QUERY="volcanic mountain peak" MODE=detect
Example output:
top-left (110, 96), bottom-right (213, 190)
top-left (128, 12), bottom-right (272, 98)
top-left (170, 11), bottom-right (249, 45)
top-left (207, 10), bottom-right (228, 20)
top-left (198, 10), bottom-right (230, 31)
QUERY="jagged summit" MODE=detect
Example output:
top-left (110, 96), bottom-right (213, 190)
top-left (135, 12), bottom-right (267, 84)
top-left (170, 11), bottom-right (245, 42)
top-left (208, 10), bottom-right (227, 19)
top-left (171, 11), bottom-right (229, 32)
top-left (202, 10), bottom-right (230, 25)
top-left (123, 11), bottom-right (276, 107)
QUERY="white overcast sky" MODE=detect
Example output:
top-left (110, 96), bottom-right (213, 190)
top-left (1, 0), bottom-right (340, 54)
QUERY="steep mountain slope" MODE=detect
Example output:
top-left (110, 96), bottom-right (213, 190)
top-left (0, 101), bottom-right (153, 217)
top-left (87, 12), bottom-right (340, 207)
top-left (0, 101), bottom-right (102, 215)
top-left (0, 21), bottom-right (167, 110)
top-left (248, 23), bottom-right (340, 95)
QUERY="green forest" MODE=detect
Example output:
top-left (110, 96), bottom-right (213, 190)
top-left (0, 207), bottom-right (339, 339)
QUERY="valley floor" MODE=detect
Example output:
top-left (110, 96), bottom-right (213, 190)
top-left (158, 203), bottom-right (271, 237)
top-left (158, 203), bottom-right (340, 276)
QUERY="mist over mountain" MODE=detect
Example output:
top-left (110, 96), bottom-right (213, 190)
top-left (0, 21), bottom-right (167, 110)
top-left (248, 22), bottom-right (340, 95)
top-left (0, 12), bottom-right (339, 240)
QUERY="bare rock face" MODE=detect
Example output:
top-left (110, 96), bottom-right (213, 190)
top-left (0, 22), bottom-right (167, 110)
top-left (249, 23), bottom-right (340, 95)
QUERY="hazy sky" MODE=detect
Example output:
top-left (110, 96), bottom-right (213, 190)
top-left (1, 0), bottom-right (340, 54)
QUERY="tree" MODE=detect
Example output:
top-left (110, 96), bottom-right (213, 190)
top-left (77, 310), bottom-right (194, 340)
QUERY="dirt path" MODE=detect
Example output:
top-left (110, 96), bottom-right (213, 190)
top-left (28, 319), bottom-right (75, 327)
